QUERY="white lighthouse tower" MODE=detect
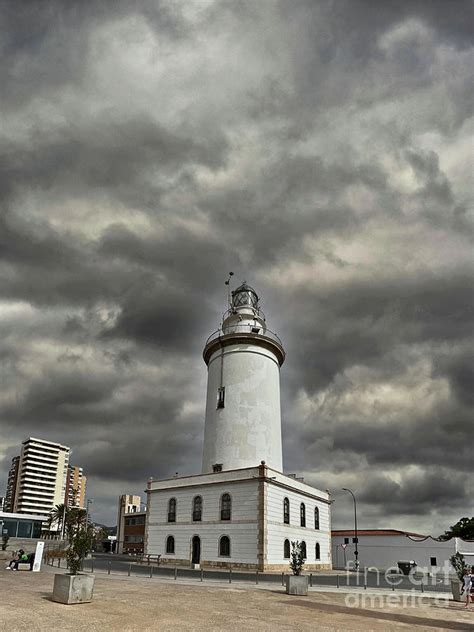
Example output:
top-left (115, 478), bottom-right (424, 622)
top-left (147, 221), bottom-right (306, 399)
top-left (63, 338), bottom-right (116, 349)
top-left (202, 282), bottom-right (285, 474)
top-left (145, 282), bottom-right (332, 572)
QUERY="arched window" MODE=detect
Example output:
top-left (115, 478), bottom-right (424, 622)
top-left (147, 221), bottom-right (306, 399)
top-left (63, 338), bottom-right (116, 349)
top-left (284, 539), bottom-right (290, 559)
top-left (168, 498), bottom-right (176, 523)
top-left (300, 502), bottom-right (306, 527)
top-left (166, 535), bottom-right (175, 554)
top-left (220, 493), bottom-right (231, 521)
top-left (314, 507), bottom-right (320, 530)
top-left (301, 541), bottom-right (307, 559)
top-left (283, 497), bottom-right (290, 524)
top-left (315, 542), bottom-right (321, 560)
top-left (219, 535), bottom-right (231, 557)
top-left (192, 496), bottom-right (202, 522)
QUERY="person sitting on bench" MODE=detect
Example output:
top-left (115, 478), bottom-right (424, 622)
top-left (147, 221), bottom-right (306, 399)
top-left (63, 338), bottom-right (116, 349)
top-left (6, 549), bottom-right (29, 570)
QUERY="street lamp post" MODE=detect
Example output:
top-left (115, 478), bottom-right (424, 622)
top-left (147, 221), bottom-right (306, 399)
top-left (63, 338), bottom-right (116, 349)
top-left (342, 488), bottom-right (359, 571)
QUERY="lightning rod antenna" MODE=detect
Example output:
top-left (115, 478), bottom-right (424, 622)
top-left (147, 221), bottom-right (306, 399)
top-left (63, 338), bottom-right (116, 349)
top-left (224, 272), bottom-right (234, 309)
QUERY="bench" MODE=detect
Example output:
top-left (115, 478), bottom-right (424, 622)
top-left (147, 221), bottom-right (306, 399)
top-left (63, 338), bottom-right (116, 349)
top-left (140, 554), bottom-right (161, 566)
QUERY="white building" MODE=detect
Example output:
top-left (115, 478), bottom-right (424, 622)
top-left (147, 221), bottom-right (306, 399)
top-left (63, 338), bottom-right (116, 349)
top-left (13, 437), bottom-right (70, 520)
top-left (332, 529), bottom-right (474, 571)
top-left (145, 283), bottom-right (332, 570)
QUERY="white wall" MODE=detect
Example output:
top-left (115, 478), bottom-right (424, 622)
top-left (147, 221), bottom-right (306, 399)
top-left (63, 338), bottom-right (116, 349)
top-left (202, 343), bottom-right (283, 473)
top-left (266, 484), bottom-right (331, 566)
top-left (331, 534), bottom-right (474, 571)
top-left (146, 479), bottom-right (259, 564)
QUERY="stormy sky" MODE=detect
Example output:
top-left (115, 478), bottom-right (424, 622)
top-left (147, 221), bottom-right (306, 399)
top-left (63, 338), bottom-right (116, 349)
top-left (0, 0), bottom-right (472, 532)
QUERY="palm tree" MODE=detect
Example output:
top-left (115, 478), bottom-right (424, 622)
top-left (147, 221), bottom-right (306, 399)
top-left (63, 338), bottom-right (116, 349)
top-left (49, 503), bottom-right (68, 535)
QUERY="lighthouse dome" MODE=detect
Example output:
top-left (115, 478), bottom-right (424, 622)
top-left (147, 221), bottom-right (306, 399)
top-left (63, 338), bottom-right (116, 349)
top-left (231, 282), bottom-right (259, 310)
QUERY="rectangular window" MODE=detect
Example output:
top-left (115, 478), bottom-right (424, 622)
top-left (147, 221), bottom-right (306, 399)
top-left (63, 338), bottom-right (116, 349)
top-left (344, 538), bottom-right (349, 544)
top-left (430, 557), bottom-right (437, 566)
top-left (217, 387), bottom-right (225, 409)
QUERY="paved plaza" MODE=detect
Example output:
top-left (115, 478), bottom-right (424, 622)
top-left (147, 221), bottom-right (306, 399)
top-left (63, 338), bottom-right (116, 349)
top-left (1, 565), bottom-right (473, 631)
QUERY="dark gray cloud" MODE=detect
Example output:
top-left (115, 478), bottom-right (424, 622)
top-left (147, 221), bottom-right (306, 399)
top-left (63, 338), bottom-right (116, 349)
top-left (0, 0), bottom-right (472, 532)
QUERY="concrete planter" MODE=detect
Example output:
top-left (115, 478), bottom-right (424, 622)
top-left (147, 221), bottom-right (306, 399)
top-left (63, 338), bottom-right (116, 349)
top-left (451, 579), bottom-right (462, 602)
top-left (286, 574), bottom-right (309, 596)
top-left (52, 573), bottom-right (95, 604)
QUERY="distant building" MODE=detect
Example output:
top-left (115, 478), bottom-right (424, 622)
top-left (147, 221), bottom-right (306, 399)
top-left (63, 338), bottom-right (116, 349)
top-left (11, 437), bottom-right (70, 520)
top-left (332, 529), bottom-right (474, 571)
top-left (0, 497), bottom-right (4, 512)
top-left (4, 456), bottom-right (20, 513)
top-left (64, 465), bottom-right (87, 509)
top-left (116, 495), bottom-right (145, 555)
top-left (0, 511), bottom-right (48, 539)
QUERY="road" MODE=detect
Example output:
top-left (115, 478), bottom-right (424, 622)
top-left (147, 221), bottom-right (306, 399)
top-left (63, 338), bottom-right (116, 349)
top-left (81, 554), bottom-right (451, 593)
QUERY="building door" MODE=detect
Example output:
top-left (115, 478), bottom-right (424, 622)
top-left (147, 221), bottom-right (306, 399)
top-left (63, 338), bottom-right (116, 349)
top-left (191, 536), bottom-right (201, 564)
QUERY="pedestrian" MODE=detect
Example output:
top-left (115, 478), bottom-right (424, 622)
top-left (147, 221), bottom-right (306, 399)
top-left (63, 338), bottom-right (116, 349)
top-left (461, 568), bottom-right (472, 609)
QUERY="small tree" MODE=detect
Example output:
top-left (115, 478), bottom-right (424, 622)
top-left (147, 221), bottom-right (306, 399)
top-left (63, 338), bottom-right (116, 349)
top-left (2, 534), bottom-right (9, 551)
top-left (67, 526), bottom-right (94, 575)
top-left (65, 508), bottom-right (93, 575)
top-left (450, 552), bottom-right (468, 582)
top-left (290, 541), bottom-right (305, 576)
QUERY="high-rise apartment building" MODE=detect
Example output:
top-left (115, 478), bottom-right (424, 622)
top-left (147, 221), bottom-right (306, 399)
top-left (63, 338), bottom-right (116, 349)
top-left (64, 465), bottom-right (87, 509)
top-left (12, 437), bottom-right (70, 518)
top-left (4, 455), bottom-right (20, 512)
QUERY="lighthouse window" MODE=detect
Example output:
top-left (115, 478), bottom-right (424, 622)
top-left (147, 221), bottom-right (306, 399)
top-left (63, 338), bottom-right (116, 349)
top-left (315, 507), bottom-right (320, 530)
top-left (300, 503), bottom-right (306, 527)
top-left (301, 541), bottom-right (307, 559)
top-left (284, 539), bottom-right (290, 559)
top-left (166, 535), bottom-right (175, 554)
top-left (217, 387), bottom-right (225, 409)
top-left (283, 497), bottom-right (290, 524)
top-left (192, 496), bottom-right (202, 522)
top-left (219, 535), bottom-right (231, 557)
top-left (167, 498), bottom-right (176, 523)
top-left (316, 542), bottom-right (321, 560)
top-left (220, 493), bottom-right (232, 521)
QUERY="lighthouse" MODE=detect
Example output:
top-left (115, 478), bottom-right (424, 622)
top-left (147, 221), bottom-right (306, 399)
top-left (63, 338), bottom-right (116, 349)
top-left (145, 282), bottom-right (332, 572)
top-left (202, 282), bottom-right (285, 473)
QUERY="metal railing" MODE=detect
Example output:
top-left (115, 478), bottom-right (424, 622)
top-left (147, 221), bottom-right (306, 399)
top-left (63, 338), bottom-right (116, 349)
top-left (205, 323), bottom-right (283, 349)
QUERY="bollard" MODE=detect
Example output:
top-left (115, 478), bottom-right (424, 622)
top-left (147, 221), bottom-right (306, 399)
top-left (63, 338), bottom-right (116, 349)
top-left (201, 569), bottom-right (203, 582)
top-left (364, 580), bottom-right (367, 590)
top-left (256, 570), bottom-right (259, 585)
top-left (150, 566), bottom-right (153, 578)
top-left (128, 563), bottom-right (131, 577)
top-left (174, 566), bottom-right (177, 580)
top-left (336, 574), bottom-right (340, 588)
top-left (229, 567), bottom-right (232, 584)
top-left (310, 573), bottom-right (313, 587)
top-left (108, 561), bottom-right (111, 575)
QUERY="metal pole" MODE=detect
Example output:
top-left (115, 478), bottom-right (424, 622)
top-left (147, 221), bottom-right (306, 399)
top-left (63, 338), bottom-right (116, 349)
top-left (174, 566), bottom-right (177, 580)
top-left (229, 567), bottom-right (232, 583)
top-left (337, 574), bottom-right (340, 588)
top-left (256, 570), bottom-right (259, 584)
top-left (200, 569), bottom-right (203, 582)
top-left (149, 566), bottom-right (152, 578)
top-left (342, 488), bottom-right (359, 570)
top-left (108, 561), bottom-right (111, 575)
top-left (310, 573), bottom-right (313, 587)
top-left (128, 563), bottom-right (131, 576)
top-left (91, 558), bottom-right (94, 574)
top-left (281, 572), bottom-right (284, 586)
